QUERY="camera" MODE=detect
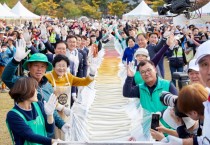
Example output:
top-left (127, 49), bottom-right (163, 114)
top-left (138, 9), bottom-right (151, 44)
top-left (173, 72), bottom-right (190, 90)
top-left (160, 91), bottom-right (187, 118)
top-left (158, 0), bottom-right (196, 16)
top-left (160, 91), bottom-right (177, 107)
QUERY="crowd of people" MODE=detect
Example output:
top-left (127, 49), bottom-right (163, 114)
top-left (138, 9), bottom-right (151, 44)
top-left (0, 17), bottom-right (210, 145)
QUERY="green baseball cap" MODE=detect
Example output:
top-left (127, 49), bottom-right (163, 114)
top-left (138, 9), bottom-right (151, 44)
top-left (22, 53), bottom-right (52, 71)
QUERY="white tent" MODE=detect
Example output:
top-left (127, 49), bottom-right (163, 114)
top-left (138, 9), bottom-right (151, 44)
top-left (123, 1), bottom-right (154, 19)
top-left (0, 3), bottom-right (19, 19)
top-left (11, 1), bottom-right (40, 19)
top-left (173, 14), bottom-right (204, 28)
top-left (3, 3), bottom-right (11, 11)
top-left (198, 2), bottom-right (210, 14)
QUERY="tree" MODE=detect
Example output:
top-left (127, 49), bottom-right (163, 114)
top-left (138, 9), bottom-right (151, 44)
top-left (26, 0), bottom-right (32, 3)
top-left (108, 1), bottom-right (128, 17)
top-left (63, 2), bottom-right (82, 19)
top-left (151, 0), bottom-right (164, 11)
top-left (37, 0), bottom-right (59, 17)
top-left (81, 0), bottom-right (102, 19)
top-left (0, 0), bottom-right (18, 7)
top-left (145, 0), bottom-right (164, 11)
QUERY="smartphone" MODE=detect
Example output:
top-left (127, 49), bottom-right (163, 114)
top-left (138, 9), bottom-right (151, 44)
top-left (151, 114), bottom-right (160, 131)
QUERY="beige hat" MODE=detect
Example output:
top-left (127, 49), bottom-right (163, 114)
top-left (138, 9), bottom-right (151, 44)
top-left (134, 48), bottom-right (150, 60)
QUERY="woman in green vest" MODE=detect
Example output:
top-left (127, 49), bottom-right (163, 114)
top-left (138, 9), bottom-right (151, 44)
top-left (6, 77), bottom-right (59, 145)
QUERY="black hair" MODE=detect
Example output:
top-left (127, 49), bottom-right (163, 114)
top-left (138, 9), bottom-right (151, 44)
top-left (137, 33), bottom-right (147, 39)
top-left (90, 34), bottom-right (96, 38)
top-left (52, 54), bottom-right (70, 67)
top-left (149, 32), bottom-right (158, 38)
top-left (55, 41), bottom-right (68, 49)
top-left (66, 35), bottom-right (77, 41)
top-left (126, 36), bottom-right (135, 46)
top-left (139, 60), bottom-right (155, 68)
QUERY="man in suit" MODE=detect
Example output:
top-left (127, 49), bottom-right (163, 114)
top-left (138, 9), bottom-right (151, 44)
top-left (46, 41), bottom-right (75, 75)
top-left (76, 35), bottom-right (88, 77)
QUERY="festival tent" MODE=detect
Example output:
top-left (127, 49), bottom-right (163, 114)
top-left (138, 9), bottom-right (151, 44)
top-left (11, 1), bottom-right (40, 19)
top-left (123, 1), bottom-right (155, 20)
top-left (3, 3), bottom-right (11, 11)
top-left (0, 3), bottom-right (19, 19)
top-left (198, 2), bottom-right (210, 14)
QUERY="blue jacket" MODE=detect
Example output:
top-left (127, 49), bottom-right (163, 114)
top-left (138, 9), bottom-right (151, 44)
top-left (2, 59), bottom-right (65, 130)
top-left (0, 47), bottom-right (15, 66)
top-left (122, 44), bottom-right (138, 63)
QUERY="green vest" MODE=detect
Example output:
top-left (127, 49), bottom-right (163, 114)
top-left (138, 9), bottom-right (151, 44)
top-left (7, 102), bottom-right (47, 145)
top-left (139, 77), bottom-right (171, 129)
top-left (134, 71), bottom-right (144, 85)
top-left (172, 46), bottom-right (183, 57)
top-left (49, 33), bottom-right (56, 43)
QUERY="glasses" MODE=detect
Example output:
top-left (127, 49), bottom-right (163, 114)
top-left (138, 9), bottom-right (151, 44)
top-left (140, 68), bottom-right (152, 76)
top-left (202, 136), bottom-right (210, 145)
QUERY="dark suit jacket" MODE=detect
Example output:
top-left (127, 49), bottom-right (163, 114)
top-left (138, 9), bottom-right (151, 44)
top-left (83, 47), bottom-right (89, 56)
top-left (43, 41), bottom-right (55, 54)
top-left (76, 50), bottom-right (84, 78)
top-left (78, 49), bottom-right (88, 77)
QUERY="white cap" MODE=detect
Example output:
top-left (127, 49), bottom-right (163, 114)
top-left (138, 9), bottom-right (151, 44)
top-left (134, 48), bottom-right (150, 60)
top-left (195, 40), bottom-right (210, 64)
top-left (163, 107), bottom-right (196, 129)
top-left (188, 59), bottom-right (199, 72)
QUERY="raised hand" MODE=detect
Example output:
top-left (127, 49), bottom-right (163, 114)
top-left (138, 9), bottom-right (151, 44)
top-left (40, 23), bottom-right (48, 40)
top-left (22, 28), bottom-right (31, 44)
top-left (14, 39), bottom-right (31, 62)
top-left (44, 94), bottom-right (57, 116)
top-left (89, 58), bottom-right (98, 76)
top-left (166, 34), bottom-right (176, 50)
top-left (127, 62), bottom-right (136, 77)
top-left (163, 29), bottom-right (171, 39)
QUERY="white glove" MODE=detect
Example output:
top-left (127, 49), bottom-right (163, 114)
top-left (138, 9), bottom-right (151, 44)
top-left (128, 61), bottom-right (136, 74)
top-left (63, 107), bottom-right (71, 116)
top-left (161, 135), bottom-right (183, 145)
top-left (14, 39), bottom-right (31, 62)
top-left (56, 104), bottom-right (64, 111)
top-left (72, 93), bottom-right (78, 102)
top-left (52, 139), bottom-right (63, 145)
top-left (44, 94), bottom-right (57, 116)
top-left (61, 123), bottom-right (71, 134)
top-left (89, 64), bottom-right (97, 76)
top-left (166, 34), bottom-right (176, 50)
top-left (61, 27), bottom-right (67, 36)
top-left (127, 61), bottom-right (136, 77)
top-left (22, 29), bottom-right (31, 44)
top-left (2, 47), bottom-right (7, 52)
top-left (40, 24), bottom-right (48, 40)
top-left (163, 30), bottom-right (171, 39)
